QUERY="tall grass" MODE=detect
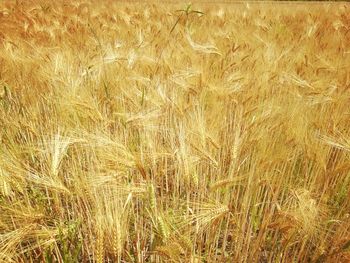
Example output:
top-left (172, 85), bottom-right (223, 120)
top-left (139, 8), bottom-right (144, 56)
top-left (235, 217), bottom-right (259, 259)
top-left (0, 1), bottom-right (349, 262)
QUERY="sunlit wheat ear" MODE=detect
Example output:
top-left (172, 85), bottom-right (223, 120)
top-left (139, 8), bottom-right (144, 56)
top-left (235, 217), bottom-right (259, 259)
top-left (47, 132), bottom-right (72, 177)
top-left (0, 168), bottom-right (13, 197)
top-left (281, 189), bottom-right (324, 237)
top-left (26, 172), bottom-right (70, 194)
top-left (179, 201), bottom-right (230, 232)
top-left (0, 152), bottom-right (27, 197)
top-left (148, 183), bottom-right (157, 213)
top-left (155, 243), bottom-right (183, 261)
top-left (112, 220), bottom-right (122, 258)
top-left (95, 227), bottom-right (104, 263)
top-left (319, 133), bottom-right (350, 152)
top-left (185, 28), bottom-right (221, 56)
top-left (209, 174), bottom-right (248, 191)
top-left (191, 171), bottom-right (199, 187)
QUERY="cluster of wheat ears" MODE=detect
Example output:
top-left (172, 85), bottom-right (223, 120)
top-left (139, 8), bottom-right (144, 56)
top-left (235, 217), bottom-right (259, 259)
top-left (0, 1), bottom-right (349, 262)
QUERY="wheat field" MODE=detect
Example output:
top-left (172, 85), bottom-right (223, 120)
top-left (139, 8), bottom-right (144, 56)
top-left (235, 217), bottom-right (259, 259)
top-left (0, 1), bottom-right (349, 262)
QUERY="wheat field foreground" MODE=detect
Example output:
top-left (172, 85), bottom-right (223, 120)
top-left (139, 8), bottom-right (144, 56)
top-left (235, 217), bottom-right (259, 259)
top-left (0, 1), bottom-right (350, 262)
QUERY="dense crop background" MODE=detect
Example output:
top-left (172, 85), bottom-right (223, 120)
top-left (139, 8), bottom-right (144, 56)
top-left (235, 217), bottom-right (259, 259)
top-left (0, 1), bottom-right (349, 262)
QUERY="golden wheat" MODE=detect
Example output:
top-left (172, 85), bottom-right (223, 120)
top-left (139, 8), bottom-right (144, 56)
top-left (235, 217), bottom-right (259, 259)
top-left (0, 0), bottom-right (349, 262)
